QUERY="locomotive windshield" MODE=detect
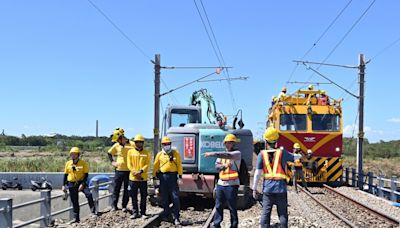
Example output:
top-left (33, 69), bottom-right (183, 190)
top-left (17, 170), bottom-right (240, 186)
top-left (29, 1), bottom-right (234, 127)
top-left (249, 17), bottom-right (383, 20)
top-left (279, 114), bottom-right (307, 131)
top-left (312, 114), bottom-right (340, 131)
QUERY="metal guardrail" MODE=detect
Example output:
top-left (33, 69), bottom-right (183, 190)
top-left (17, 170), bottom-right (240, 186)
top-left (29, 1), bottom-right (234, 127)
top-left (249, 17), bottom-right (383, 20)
top-left (343, 167), bottom-right (399, 202)
top-left (0, 179), bottom-right (115, 228)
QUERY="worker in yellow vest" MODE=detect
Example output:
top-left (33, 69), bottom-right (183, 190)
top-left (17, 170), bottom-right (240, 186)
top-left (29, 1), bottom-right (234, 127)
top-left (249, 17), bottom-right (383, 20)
top-left (153, 136), bottom-right (183, 225)
top-left (108, 128), bottom-right (135, 212)
top-left (62, 147), bottom-right (96, 223)
top-left (127, 134), bottom-right (151, 219)
top-left (291, 143), bottom-right (308, 192)
top-left (204, 133), bottom-right (241, 228)
top-left (252, 127), bottom-right (294, 228)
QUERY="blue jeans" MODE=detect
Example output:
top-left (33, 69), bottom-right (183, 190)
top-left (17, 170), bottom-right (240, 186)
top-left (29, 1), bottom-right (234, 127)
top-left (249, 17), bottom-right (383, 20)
top-left (212, 185), bottom-right (239, 228)
top-left (261, 193), bottom-right (288, 228)
top-left (129, 181), bottom-right (148, 215)
top-left (159, 172), bottom-right (180, 219)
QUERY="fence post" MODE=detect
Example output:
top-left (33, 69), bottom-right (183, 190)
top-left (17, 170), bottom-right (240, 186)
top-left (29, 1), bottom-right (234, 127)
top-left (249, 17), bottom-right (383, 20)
top-left (378, 175), bottom-right (384, 198)
top-left (345, 167), bottom-right (349, 185)
top-left (40, 190), bottom-right (52, 227)
top-left (368, 172), bottom-right (373, 194)
top-left (351, 168), bottom-right (356, 187)
top-left (358, 170), bottom-right (364, 190)
top-left (0, 198), bottom-right (12, 228)
top-left (390, 176), bottom-right (397, 202)
top-left (108, 179), bottom-right (115, 208)
top-left (92, 179), bottom-right (99, 213)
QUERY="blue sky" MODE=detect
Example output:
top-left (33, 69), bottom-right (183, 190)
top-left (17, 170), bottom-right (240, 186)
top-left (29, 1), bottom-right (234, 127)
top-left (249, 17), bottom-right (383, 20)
top-left (1, 1), bottom-right (399, 142)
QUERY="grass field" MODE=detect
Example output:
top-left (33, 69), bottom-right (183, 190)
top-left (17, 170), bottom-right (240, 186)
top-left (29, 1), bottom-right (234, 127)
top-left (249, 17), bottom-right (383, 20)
top-left (343, 156), bottom-right (400, 177)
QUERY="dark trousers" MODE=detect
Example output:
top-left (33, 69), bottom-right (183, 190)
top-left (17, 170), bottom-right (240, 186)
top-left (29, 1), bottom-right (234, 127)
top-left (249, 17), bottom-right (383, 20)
top-left (293, 167), bottom-right (308, 191)
top-left (67, 182), bottom-right (95, 221)
top-left (129, 180), bottom-right (148, 215)
top-left (112, 170), bottom-right (130, 209)
top-left (159, 172), bottom-right (180, 219)
top-left (261, 192), bottom-right (288, 228)
top-left (212, 185), bottom-right (239, 228)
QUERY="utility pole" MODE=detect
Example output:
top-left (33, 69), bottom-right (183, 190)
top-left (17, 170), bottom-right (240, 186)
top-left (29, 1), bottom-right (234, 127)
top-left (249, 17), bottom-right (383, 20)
top-left (357, 54), bottom-right (365, 189)
top-left (154, 54), bottom-right (161, 157)
top-left (96, 120), bottom-right (99, 138)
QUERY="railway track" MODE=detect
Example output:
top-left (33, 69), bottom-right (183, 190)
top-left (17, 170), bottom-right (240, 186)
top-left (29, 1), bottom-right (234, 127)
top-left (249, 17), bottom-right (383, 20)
top-left (141, 206), bottom-right (216, 228)
top-left (298, 185), bottom-right (400, 228)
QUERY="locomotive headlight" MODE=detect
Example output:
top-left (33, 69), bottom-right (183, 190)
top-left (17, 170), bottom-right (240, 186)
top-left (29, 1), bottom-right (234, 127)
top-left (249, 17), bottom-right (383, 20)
top-left (335, 147), bottom-right (340, 152)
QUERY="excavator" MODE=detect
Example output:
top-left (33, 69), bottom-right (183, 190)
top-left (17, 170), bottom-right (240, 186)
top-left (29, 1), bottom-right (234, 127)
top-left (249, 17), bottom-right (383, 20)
top-left (149, 89), bottom-right (253, 209)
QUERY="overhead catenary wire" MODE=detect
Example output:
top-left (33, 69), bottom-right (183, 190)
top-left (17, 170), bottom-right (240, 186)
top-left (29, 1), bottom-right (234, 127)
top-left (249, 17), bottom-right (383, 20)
top-left (286, 0), bottom-right (354, 85)
top-left (86, 0), bottom-right (152, 62)
top-left (193, 0), bottom-right (237, 111)
top-left (369, 36), bottom-right (400, 62)
top-left (304, 0), bottom-right (377, 86)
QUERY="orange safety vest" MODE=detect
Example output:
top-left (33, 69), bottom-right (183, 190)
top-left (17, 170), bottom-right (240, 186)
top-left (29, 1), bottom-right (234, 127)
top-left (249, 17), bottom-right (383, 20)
top-left (219, 159), bottom-right (239, 181)
top-left (262, 149), bottom-right (289, 181)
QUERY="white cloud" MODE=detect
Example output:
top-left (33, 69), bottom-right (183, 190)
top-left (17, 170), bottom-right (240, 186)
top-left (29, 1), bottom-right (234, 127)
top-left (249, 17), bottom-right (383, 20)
top-left (387, 117), bottom-right (400, 123)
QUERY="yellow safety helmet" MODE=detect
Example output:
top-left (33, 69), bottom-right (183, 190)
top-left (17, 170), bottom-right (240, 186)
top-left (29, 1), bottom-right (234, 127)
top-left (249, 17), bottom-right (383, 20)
top-left (282, 87), bottom-right (287, 92)
top-left (321, 90), bottom-right (326, 95)
top-left (111, 128), bottom-right (125, 142)
top-left (161, 136), bottom-right (172, 144)
top-left (224, 134), bottom-right (237, 143)
top-left (263, 127), bottom-right (279, 142)
top-left (293, 143), bottom-right (301, 149)
top-left (133, 134), bottom-right (145, 142)
top-left (308, 85), bottom-right (314, 90)
top-left (69, 147), bottom-right (80, 154)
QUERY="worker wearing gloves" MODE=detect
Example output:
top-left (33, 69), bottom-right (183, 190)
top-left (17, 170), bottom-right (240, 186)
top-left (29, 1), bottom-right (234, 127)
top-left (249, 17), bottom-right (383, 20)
top-left (291, 143), bottom-right (308, 192)
top-left (108, 128), bottom-right (134, 212)
top-left (252, 127), bottom-right (294, 228)
top-left (62, 147), bottom-right (96, 223)
top-left (204, 133), bottom-right (241, 228)
top-left (153, 136), bottom-right (183, 225)
top-left (127, 134), bottom-right (151, 219)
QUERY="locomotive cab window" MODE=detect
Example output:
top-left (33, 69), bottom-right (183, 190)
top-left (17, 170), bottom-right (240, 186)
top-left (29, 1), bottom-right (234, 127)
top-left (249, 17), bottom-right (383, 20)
top-left (279, 114), bottom-right (307, 131)
top-left (312, 114), bottom-right (340, 131)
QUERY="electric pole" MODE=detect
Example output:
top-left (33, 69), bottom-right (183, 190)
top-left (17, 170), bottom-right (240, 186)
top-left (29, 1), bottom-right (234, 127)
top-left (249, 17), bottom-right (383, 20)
top-left (357, 54), bottom-right (365, 189)
top-left (154, 54), bottom-right (161, 157)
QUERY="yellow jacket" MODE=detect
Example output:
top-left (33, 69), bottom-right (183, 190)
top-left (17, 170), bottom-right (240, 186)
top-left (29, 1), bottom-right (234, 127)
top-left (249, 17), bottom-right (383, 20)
top-left (64, 159), bottom-right (89, 182)
top-left (127, 147), bottom-right (151, 181)
top-left (108, 141), bottom-right (135, 171)
top-left (153, 150), bottom-right (183, 176)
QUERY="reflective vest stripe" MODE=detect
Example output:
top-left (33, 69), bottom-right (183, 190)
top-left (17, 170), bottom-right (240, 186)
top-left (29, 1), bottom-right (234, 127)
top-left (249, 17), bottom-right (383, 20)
top-left (219, 159), bottom-right (239, 181)
top-left (262, 150), bottom-right (289, 181)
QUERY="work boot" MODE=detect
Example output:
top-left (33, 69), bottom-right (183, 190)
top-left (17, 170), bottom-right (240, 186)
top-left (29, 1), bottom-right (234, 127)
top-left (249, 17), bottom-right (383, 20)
top-left (110, 206), bottom-right (118, 212)
top-left (130, 213), bottom-right (140, 219)
top-left (174, 218), bottom-right (181, 225)
top-left (141, 213), bottom-right (149, 219)
top-left (122, 208), bottom-right (128, 213)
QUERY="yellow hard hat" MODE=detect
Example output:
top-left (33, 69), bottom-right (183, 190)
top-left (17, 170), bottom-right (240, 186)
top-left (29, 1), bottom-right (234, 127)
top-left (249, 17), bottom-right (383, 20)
top-left (321, 90), bottom-right (326, 95)
top-left (161, 136), bottom-right (171, 144)
top-left (308, 85), bottom-right (314, 90)
top-left (133, 134), bottom-right (145, 142)
top-left (271, 96), bottom-right (276, 100)
top-left (263, 127), bottom-right (279, 142)
top-left (111, 128), bottom-right (125, 142)
top-left (224, 134), bottom-right (237, 143)
top-left (70, 147), bottom-right (80, 154)
top-left (293, 143), bottom-right (300, 149)
top-left (282, 87), bottom-right (287, 92)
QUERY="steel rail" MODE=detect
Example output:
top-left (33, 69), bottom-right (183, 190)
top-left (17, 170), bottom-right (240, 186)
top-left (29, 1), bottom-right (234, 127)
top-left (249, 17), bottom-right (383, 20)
top-left (323, 184), bottom-right (400, 226)
top-left (298, 185), bottom-right (357, 228)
